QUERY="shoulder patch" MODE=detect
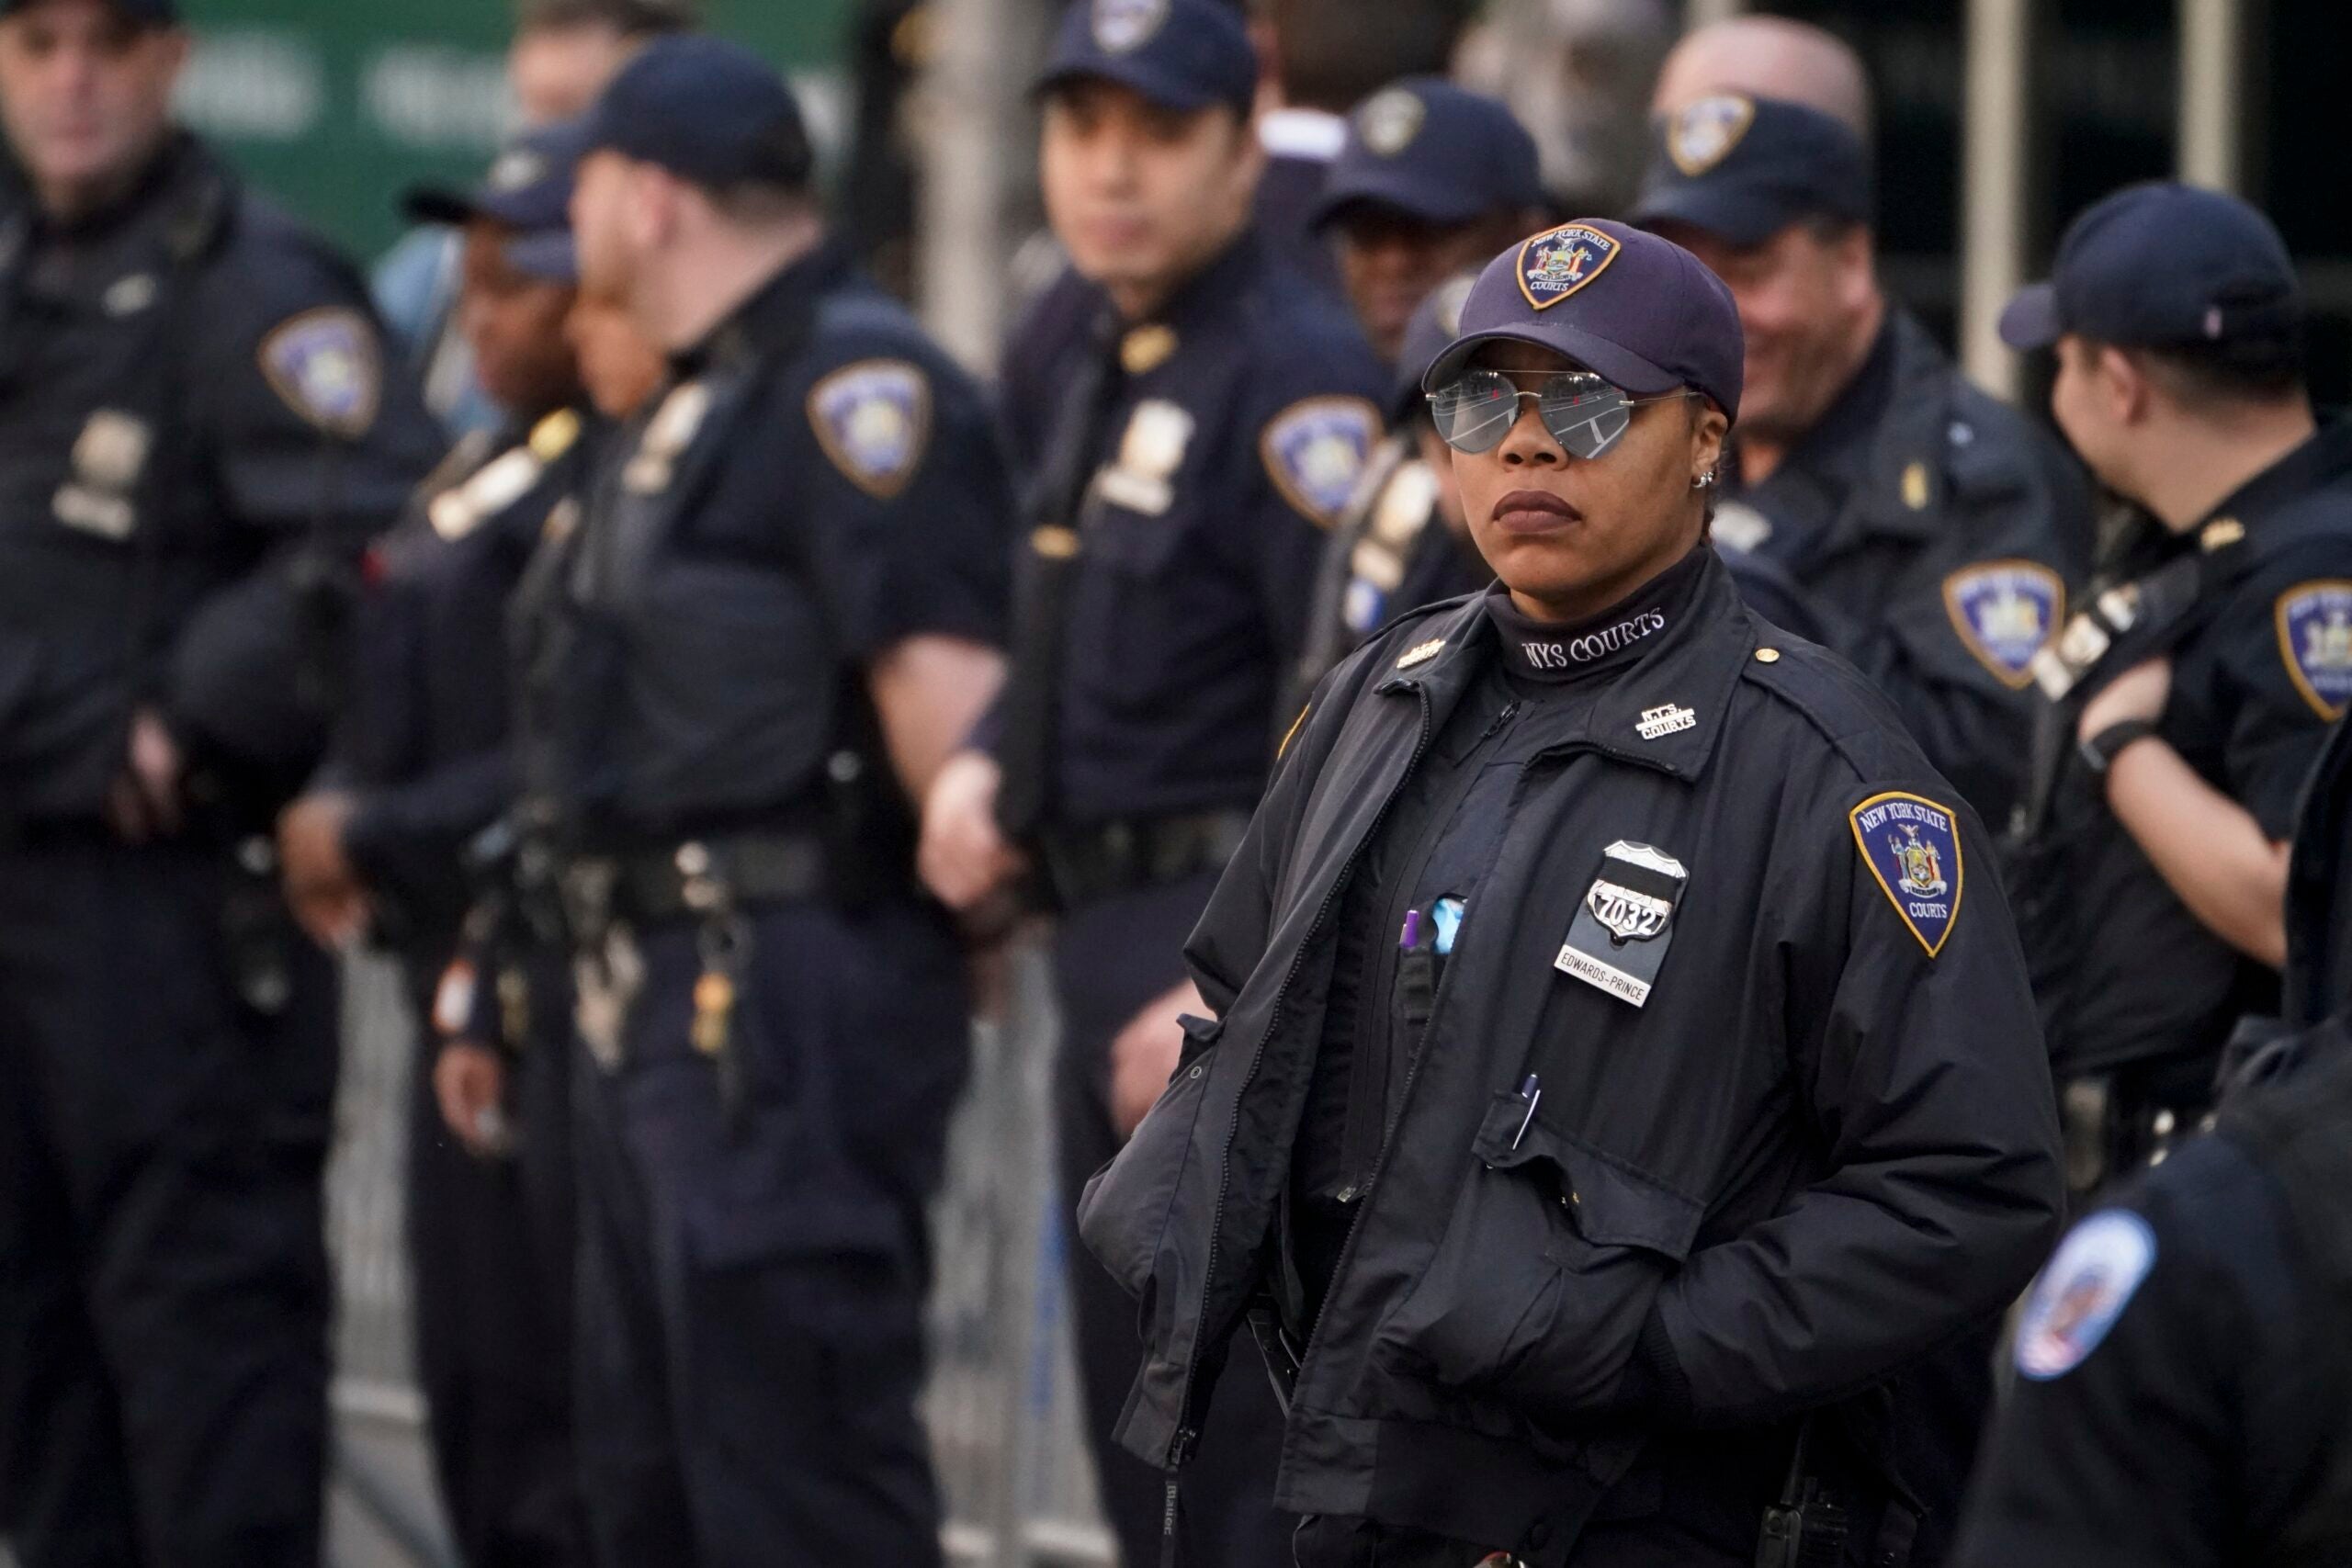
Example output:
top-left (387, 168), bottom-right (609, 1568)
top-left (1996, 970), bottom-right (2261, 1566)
top-left (2275, 579), bottom-right (2352, 719)
top-left (1262, 396), bottom-right (1379, 528)
top-left (1849, 791), bottom-right (1964, 957)
top-left (1942, 560), bottom-right (2064, 690)
top-left (2015, 1211), bottom-right (2157, 1381)
top-left (808, 359), bottom-right (933, 501)
top-left (258, 308), bottom-right (382, 438)
top-left (1517, 222), bottom-right (1622, 310)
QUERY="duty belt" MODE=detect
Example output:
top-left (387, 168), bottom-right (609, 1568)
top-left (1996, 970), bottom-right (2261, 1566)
top-left (1033, 809), bottom-right (1252, 910)
top-left (563, 830), bottom-right (828, 935)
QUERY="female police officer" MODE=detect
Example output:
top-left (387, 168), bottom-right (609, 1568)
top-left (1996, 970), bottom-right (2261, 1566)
top-left (1077, 221), bottom-right (2066, 1568)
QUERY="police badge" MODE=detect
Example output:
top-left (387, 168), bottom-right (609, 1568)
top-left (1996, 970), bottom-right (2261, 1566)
top-left (808, 358), bottom-right (933, 500)
top-left (1515, 222), bottom-right (1622, 311)
top-left (1943, 560), bottom-right (2064, 691)
top-left (1261, 396), bottom-right (1379, 526)
top-left (1668, 95), bottom-right (1756, 175)
top-left (2276, 580), bottom-right (2352, 719)
top-left (1555, 841), bottom-right (1688, 1007)
top-left (1850, 792), bottom-right (1964, 957)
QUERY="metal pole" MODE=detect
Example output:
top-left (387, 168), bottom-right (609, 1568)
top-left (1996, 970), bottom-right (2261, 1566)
top-left (1961, 0), bottom-right (2031, 401)
top-left (915, 0), bottom-right (1024, 373)
top-left (2177, 0), bottom-right (2246, 190)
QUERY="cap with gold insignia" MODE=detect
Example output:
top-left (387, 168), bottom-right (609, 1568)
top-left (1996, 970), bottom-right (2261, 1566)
top-left (1308, 78), bottom-right (1544, 237)
top-left (1629, 95), bottom-right (1873, 248)
top-left (1035, 0), bottom-right (1256, 114)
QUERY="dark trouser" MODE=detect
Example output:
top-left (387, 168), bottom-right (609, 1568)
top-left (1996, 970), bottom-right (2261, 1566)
top-left (0, 835), bottom-right (334, 1568)
top-left (401, 951), bottom-right (589, 1567)
top-left (571, 897), bottom-right (965, 1568)
top-left (1051, 871), bottom-right (1293, 1568)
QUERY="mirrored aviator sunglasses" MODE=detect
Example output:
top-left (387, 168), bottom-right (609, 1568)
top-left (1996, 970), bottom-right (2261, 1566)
top-left (1427, 367), bottom-right (1690, 459)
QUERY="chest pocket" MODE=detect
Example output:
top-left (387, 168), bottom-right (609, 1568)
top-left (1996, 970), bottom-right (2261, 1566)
top-left (1373, 1090), bottom-right (1702, 1431)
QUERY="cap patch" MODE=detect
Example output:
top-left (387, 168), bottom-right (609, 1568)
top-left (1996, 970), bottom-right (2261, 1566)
top-left (259, 308), bottom-right (382, 439)
top-left (2015, 1211), bottom-right (2156, 1381)
top-left (1357, 86), bottom-right (1426, 157)
top-left (808, 359), bottom-right (933, 501)
top-left (1850, 791), bottom-right (1963, 957)
top-left (1668, 94), bottom-right (1756, 176)
top-left (1261, 396), bottom-right (1379, 527)
top-left (1943, 561), bottom-right (2064, 691)
top-left (1516, 222), bottom-right (1621, 311)
top-left (1092, 0), bottom-right (1169, 53)
top-left (2277, 580), bottom-right (2352, 719)
top-left (489, 148), bottom-right (549, 192)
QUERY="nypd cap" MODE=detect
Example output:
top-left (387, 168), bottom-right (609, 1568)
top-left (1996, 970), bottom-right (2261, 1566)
top-left (1035, 0), bottom-right (1257, 114)
top-left (1422, 219), bottom-right (1743, 423)
top-left (1999, 181), bottom-right (2302, 353)
top-left (579, 35), bottom-right (814, 192)
top-left (1310, 79), bottom-right (1544, 233)
top-left (403, 118), bottom-right (589, 233)
top-left (1630, 94), bottom-right (1872, 248)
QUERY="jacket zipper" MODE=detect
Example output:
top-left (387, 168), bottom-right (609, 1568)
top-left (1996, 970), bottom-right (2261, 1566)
top-left (1166, 681), bottom-right (1435, 1472)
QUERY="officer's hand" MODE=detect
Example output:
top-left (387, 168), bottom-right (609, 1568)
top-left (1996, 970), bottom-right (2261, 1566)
top-left (920, 750), bottom-right (1028, 913)
top-left (277, 792), bottom-right (368, 950)
top-left (2078, 656), bottom-right (2173, 743)
top-left (103, 707), bottom-right (184, 843)
top-left (1111, 980), bottom-right (1205, 1138)
top-left (434, 1041), bottom-right (513, 1159)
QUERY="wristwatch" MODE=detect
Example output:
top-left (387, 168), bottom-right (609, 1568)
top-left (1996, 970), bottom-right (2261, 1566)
top-left (2079, 718), bottom-right (2162, 776)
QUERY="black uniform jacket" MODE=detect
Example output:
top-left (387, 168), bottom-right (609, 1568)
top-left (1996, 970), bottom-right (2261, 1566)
top-left (1079, 550), bottom-right (2065, 1562)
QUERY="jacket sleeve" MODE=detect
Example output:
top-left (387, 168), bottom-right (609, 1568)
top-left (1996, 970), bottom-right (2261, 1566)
top-left (1637, 782), bottom-right (2067, 1428)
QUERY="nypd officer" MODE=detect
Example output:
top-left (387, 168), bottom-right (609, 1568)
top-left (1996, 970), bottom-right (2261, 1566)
top-left (2001, 183), bottom-right (2352, 1187)
top-left (277, 121), bottom-right (597, 1568)
top-left (920, 3), bottom-right (1384, 1562)
top-left (559, 37), bottom-right (1011, 1564)
top-left (1632, 92), bottom-right (2092, 828)
top-left (0, 0), bottom-right (444, 1562)
top-left (1078, 220), bottom-right (2064, 1567)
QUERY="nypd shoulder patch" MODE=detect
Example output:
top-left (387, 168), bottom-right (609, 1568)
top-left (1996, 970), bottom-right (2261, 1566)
top-left (1261, 396), bottom-right (1379, 528)
top-left (2014, 1210), bottom-right (2157, 1381)
top-left (1849, 790), bottom-right (1964, 957)
top-left (808, 359), bottom-right (933, 501)
top-left (2275, 579), bottom-right (2352, 719)
top-left (259, 308), bottom-right (382, 438)
top-left (1516, 222), bottom-right (1622, 311)
top-left (1942, 559), bottom-right (2064, 690)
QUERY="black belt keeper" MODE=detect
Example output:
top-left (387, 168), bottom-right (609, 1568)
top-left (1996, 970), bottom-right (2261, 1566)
top-left (1032, 809), bottom-right (1252, 910)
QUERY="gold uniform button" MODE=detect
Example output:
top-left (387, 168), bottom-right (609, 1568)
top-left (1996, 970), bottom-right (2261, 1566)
top-left (1754, 648), bottom-right (1781, 664)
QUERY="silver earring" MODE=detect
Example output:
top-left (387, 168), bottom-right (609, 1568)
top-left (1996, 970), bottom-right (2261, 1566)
top-left (1692, 469), bottom-right (1718, 491)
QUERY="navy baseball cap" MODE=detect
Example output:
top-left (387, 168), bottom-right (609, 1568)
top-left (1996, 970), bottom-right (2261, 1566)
top-left (403, 118), bottom-right (589, 232)
top-left (1, 0), bottom-right (175, 22)
top-left (1630, 94), bottom-right (1873, 247)
top-left (1422, 220), bottom-right (1744, 423)
top-left (1035, 0), bottom-right (1257, 114)
top-left (579, 35), bottom-right (813, 191)
top-left (1999, 182), bottom-right (2302, 352)
top-left (1309, 79), bottom-right (1544, 233)
top-left (1393, 269), bottom-right (1477, 419)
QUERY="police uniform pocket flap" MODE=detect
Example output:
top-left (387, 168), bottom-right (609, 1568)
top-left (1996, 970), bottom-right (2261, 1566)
top-left (1471, 1094), bottom-right (1703, 1260)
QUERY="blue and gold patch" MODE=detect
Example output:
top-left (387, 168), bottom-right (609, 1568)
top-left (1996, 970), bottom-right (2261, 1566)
top-left (1516, 223), bottom-right (1621, 311)
top-left (1261, 396), bottom-right (1379, 528)
top-left (1850, 791), bottom-right (1963, 957)
top-left (1942, 560), bottom-right (2064, 690)
top-left (808, 359), bottom-right (933, 501)
top-left (2276, 579), bottom-right (2352, 719)
top-left (2014, 1211), bottom-right (2156, 1381)
top-left (258, 308), bottom-right (381, 438)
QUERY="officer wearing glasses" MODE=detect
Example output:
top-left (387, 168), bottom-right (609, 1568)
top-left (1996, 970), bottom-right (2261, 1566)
top-left (1077, 220), bottom-right (2065, 1568)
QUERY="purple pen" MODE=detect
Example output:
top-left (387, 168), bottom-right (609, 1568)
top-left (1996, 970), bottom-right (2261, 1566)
top-left (1399, 908), bottom-right (1421, 949)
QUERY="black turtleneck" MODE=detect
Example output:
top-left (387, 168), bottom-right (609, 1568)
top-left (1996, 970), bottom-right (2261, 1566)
top-left (1288, 551), bottom-right (1705, 1334)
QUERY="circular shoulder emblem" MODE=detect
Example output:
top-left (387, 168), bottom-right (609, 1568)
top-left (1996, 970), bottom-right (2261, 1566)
top-left (2014, 1210), bottom-right (2157, 1381)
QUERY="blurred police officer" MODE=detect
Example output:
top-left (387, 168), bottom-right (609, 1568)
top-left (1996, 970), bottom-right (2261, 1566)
top-left (1079, 220), bottom-right (2064, 1568)
top-left (2001, 184), bottom-right (2352, 1188)
top-left (0, 0), bottom-right (444, 1562)
top-left (920, 2), bottom-right (1384, 1561)
top-left (558, 37), bottom-right (1011, 1564)
top-left (1633, 93), bottom-right (2092, 828)
top-left (280, 122), bottom-right (599, 1568)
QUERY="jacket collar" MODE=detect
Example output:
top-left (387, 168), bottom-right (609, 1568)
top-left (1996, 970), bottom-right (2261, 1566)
top-left (673, 239), bottom-right (852, 379)
top-left (1379, 548), bottom-right (1757, 784)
